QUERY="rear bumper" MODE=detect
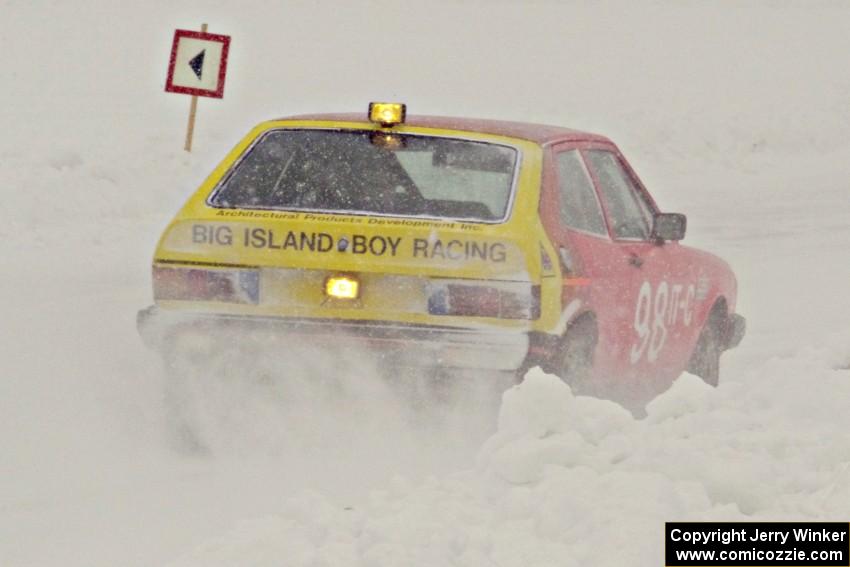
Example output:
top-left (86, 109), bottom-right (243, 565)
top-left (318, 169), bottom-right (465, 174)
top-left (136, 306), bottom-right (529, 371)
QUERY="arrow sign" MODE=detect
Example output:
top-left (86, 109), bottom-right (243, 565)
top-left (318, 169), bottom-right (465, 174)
top-left (188, 49), bottom-right (205, 80)
top-left (165, 26), bottom-right (232, 152)
top-left (165, 28), bottom-right (230, 98)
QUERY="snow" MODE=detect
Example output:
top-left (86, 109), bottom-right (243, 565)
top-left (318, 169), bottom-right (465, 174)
top-left (2, 1), bottom-right (850, 566)
top-left (168, 359), bottom-right (850, 566)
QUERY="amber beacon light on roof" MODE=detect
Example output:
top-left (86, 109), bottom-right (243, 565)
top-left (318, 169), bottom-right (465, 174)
top-left (368, 102), bottom-right (406, 127)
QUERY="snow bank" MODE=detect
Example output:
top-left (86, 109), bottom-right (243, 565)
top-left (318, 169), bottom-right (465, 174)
top-left (169, 350), bottom-right (850, 566)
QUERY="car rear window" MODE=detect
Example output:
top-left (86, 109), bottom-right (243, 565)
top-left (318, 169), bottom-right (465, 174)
top-left (209, 129), bottom-right (518, 222)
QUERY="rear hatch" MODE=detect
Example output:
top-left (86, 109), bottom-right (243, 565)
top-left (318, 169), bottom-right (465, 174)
top-left (153, 125), bottom-right (544, 329)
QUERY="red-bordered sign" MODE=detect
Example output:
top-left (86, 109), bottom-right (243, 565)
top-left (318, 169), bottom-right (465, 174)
top-left (165, 29), bottom-right (231, 99)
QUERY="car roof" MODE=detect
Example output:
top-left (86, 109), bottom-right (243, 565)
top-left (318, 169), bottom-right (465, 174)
top-left (279, 113), bottom-right (612, 145)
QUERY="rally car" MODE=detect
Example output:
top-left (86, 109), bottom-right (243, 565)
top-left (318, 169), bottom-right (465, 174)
top-left (138, 103), bottom-right (745, 400)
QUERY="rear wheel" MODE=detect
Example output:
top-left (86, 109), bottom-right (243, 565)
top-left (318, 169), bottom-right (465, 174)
top-left (162, 352), bottom-right (209, 453)
top-left (383, 365), bottom-right (514, 409)
top-left (550, 316), bottom-right (597, 389)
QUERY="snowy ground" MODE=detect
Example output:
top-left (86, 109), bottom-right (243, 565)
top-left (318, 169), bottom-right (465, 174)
top-left (2, 2), bottom-right (849, 565)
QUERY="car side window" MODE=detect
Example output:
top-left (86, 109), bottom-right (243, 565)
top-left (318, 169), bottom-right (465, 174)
top-left (585, 150), bottom-right (653, 240)
top-left (555, 150), bottom-right (607, 235)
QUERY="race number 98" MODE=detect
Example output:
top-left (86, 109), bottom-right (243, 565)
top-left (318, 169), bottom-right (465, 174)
top-left (630, 281), bottom-right (696, 364)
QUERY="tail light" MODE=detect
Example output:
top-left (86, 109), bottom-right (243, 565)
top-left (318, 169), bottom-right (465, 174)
top-left (428, 281), bottom-right (540, 320)
top-left (153, 265), bottom-right (259, 304)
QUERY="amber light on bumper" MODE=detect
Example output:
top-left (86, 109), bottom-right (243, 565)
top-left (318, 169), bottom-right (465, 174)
top-left (325, 275), bottom-right (360, 299)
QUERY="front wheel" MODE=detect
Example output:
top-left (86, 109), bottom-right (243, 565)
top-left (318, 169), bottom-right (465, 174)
top-left (687, 314), bottom-right (724, 387)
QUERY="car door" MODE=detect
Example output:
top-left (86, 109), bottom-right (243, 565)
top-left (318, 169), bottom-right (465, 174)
top-left (582, 147), bottom-right (698, 383)
top-left (542, 143), bottom-right (641, 382)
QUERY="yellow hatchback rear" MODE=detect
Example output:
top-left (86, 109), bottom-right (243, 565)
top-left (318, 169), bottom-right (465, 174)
top-left (138, 108), bottom-right (562, 371)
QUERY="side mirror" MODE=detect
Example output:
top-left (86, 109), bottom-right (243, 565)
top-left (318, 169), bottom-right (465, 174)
top-left (651, 213), bottom-right (687, 242)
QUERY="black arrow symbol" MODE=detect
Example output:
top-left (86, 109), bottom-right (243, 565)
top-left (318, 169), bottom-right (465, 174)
top-left (188, 49), bottom-right (205, 80)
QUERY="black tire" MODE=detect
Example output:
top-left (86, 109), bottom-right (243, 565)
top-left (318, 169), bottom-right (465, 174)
top-left (688, 310), bottom-right (725, 387)
top-left (551, 316), bottom-right (597, 388)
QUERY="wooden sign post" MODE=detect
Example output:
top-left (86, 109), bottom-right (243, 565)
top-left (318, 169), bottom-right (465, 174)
top-left (183, 23), bottom-right (208, 152)
top-left (165, 24), bottom-right (231, 152)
